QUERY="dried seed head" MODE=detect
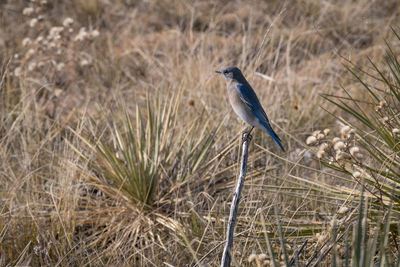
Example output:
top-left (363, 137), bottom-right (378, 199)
top-left (56, 62), bottom-right (65, 71)
top-left (29, 18), bottom-right (38, 27)
top-left (49, 26), bottom-right (64, 39)
top-left (14, 67), bottom-right (22, 77)
top-left (74, 27), bottom-right (88, 42)
top-left (312, 130), bottom-right (321, 137)
top-left (349, 147), bottom-right (360, 156)
top-left (338, 206), bottom-right (349, 214)
top-left (340, 125), bottom-right (351, 136)
top-left (248, 253), bottom-right (257, 262)
top-left (341, 126), bottom-right (354, 140)
top-left (353, 171), bottom-right (361, 178)
top-left (35, 36), bottom-right (44, 43)
top-left (63, 17), bottom-right (74, 27)
top-left (48, 42), bottom-right (56, 49)
top-left (316, 232), bottom-right (326, 243)
top-left (26, 48), bottom-right (35, 57)
top-left (79, 59), bottom-right (91, 67)
top-left (329, 218), bottom-right (337, 228)
top-left (23, 7), bottom-right (34, 16)
top-left (375, 100), bottom-right (386, 112)
top-left (258, 254), bottom-right (267, 261)
top-left (323, 128), bottom-right (330, 136)
top-left (28, 62), bottom-right (37, 71)
top-left (316, 133), bottom-right (325, 140)
top-left (316, 150), bottom-right (325, 159)
top-left (334, 141), bottom-right (345, 151)
top-left (335, 150), bottom-right (346, 161)
top-left (88, 29), bottom-right (100, 39)
top-left (332, 137), bottom-right (341, 144)
top-left (319, 143), bottom-right (328, 151)
top-left (306, 136), bottom-right (317, 145)
top-left (54, 88), bottom-right (63, 97)
top-left (22, 38), bottom-right (32, 47)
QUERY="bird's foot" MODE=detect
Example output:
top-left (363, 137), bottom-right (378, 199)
top-left (242, 131), bottom-right (253, 143)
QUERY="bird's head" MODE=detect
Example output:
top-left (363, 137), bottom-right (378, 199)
top-left (215, 67), bottom-right (245, 82)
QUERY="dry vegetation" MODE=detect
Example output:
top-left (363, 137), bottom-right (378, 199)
top-left (1, 0), bottom-right (400, 266)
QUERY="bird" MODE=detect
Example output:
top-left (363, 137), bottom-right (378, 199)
top-left (216, 66), bottom-right (284, 151)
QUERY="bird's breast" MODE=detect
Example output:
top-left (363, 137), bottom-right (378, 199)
top-left (226, 83), bottom-right (257, 126)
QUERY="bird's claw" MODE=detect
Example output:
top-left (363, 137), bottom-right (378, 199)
top-left (242, 131), bottom-right (252, 142)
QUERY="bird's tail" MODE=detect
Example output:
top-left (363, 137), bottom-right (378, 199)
top-left (262, 122), bottom-right (285, 152)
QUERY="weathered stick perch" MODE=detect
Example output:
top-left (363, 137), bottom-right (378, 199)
top-left (221, 132), bottom-right (252, 267)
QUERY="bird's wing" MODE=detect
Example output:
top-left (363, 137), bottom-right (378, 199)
top-left (236, 83), bottom-right (284, 151)
top-left (235, 83), bottom-right (269, 123)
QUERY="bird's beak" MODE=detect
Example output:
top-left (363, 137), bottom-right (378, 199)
top-left (215, 70), bottom-right (221, 74)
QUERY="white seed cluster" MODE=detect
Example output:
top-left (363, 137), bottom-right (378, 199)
top-left (12, 1), bottom-right (100, 86)
top-left (373, 100), bottom-right (400, 139)
top-left (315, 232), bottom-right (329, 244)
top-left (74, 27), bottom-right (88, 42)
top-left (74, 28), bottom-right (100, 42)
top-left (375, 100), bottom-right (387, 112)
top-left (248, 253), bottom-right (269, 265)
top-left (49, 26), bottom-right (64, 40)
top-left (14, 67), bottom-right (22, 77)
top-left (338, 206), bottom-right (349, 214)
top-left (22, 38), bottom-right (32, 47)
top-left (62, 17), bottom-right (74, 27)
top-left (29, 18), bottom-right (38, 27)
top-left (306, 125), bottom-right (363, 164)
top-left (305, 124), bottom-right (370, 183)
top-left (23, 7), bottom-right (35, 16)
top-left (306, 135), bottom-right (317, 145)
top-left (340, 125), bottom-right (355, 140)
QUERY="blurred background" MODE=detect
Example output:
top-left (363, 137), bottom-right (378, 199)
top-left (1, 0), bottom-right (400, 266)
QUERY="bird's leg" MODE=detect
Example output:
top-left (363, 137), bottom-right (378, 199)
top-left (242, 126), bottom-right (254, 142)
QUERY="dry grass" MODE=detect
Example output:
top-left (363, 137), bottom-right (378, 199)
top-left (1, 0), bottom-right (400, 265)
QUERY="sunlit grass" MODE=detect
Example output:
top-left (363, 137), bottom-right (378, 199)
top-left (1, 0), bottom-right (400, 265)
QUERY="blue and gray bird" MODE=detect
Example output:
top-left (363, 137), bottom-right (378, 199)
top-left (216, 67), bottom-right (284, 151)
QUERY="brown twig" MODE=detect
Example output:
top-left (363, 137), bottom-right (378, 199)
top-left (220, 131), bottom-right (252, 267)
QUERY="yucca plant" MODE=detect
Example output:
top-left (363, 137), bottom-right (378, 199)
top-left (302, 29), bottom-right (400, 265)
top-left (304, 192), bottom-right (398, 266)
top-left (72, 92), bottom-right (217, 207)
top-left (65, 91), bottom-right (221, 263)
top-left (316, 29), bottom-right (400, 212)
top-left (91, 97), bottom-right (168, 206)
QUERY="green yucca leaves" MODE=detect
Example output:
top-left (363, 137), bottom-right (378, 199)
top-left (315, 30), bottom-right (400, 265)
top-left (320, 31), bottom-right (400, 211)
top-left (89, 97), bottom-right (166, 206)
top-left (74, 93), bottom-right (218, 207)
top-left (291, 30), bottom-right (400, 266)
